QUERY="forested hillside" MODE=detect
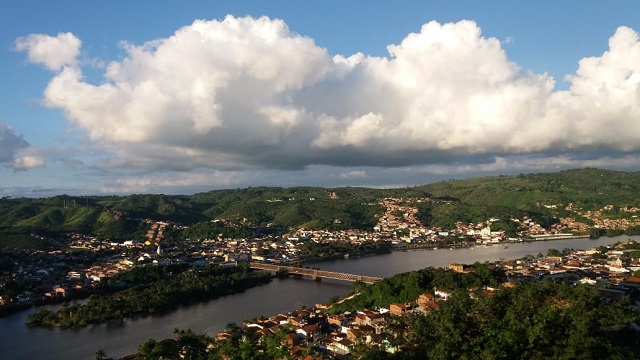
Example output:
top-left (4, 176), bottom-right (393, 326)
top-left (1, 168), bottom-right (639, 249)
top-left (419, 168), bottom-right (640, 210)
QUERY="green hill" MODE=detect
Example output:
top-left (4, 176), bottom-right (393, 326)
top-left (1, 168), bottom-right (639, 248)
top-left (419, 168), bottom-right (640, 209)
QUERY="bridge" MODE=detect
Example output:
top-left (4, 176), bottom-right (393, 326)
top-left (249, 262), bottom-right (383, 284)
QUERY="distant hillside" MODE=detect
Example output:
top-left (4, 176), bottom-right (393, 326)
top-left (1, 168), bottom-right (638, 248)
top-left (411, 168), bottom-right (640, 229)
top-left (419, 168), bottom-right (640, 209)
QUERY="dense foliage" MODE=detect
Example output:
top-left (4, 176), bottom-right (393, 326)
top-left (330, 263), bottom-right (505, 314)
top-left (299, 241), bottom-right (392, 259)
top-left (420, 168), bottom-right (640, 212)
top-left (2, 169), bottom-right (640, 249)
top-left (333, 266), bottom-right (638, 359)
top-left (400, 281), bottom-right (637, 359)
top-left (127, 325), bottom-right (313, 360)
top-left (119, 266), bottom-right (639, 359)
top-left (26, 264), bottom-right (272, 327)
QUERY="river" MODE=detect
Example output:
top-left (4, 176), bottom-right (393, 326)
top-left (0, 235), bottom-right (635, 359)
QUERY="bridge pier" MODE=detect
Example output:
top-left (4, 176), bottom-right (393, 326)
top-left (311, 270), bottom-right (321, 282)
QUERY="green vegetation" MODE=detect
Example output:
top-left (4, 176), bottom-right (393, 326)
top-left (420, 168), bottom-right (640, 211)
top-left (2, 169), bottom-right (640, 250)
top-left (122, 265), bottom-right (639, 359)
top-left (332, 267), bottom-right (637, 359)
top-left (0, 227), bottom-right (57, 250)
top-left (396, 281), bottom-right (636, 359)
top-left (128, 325), bottom-right (314, 360)
top-left (26, 264), bottom-right (272, 327)
top-left (330, 263), bottom-right (505, 313)
top-left (299, 241), bottom-right (392, 259)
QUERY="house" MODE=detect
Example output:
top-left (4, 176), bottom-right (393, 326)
top-left (389, 303), bottom-right (409, 316)
top-left (381, 338), bottom-right (401, 354)
top-left (331, 338), bottom-right (352, 355)
top-left (418, 293), bottom-right (435, 306)
top-left (282, 333), bottom-right (299, 347)
top-left (296, 324), bottom-right (321, 341)
top-left (418, 293), bottom-right (440, 313)
top-left (356, 325), bottom-right (376, 337)
top-left (54, 287), bottom-right (66, 297)
top-left (346, 328), bottom-right (364, 341)
top-left (448, 263), bottom-right (465, 273)
top-left (354, 313), bottom-right (368, 325)
top-left (288, 316), bottom-right (304, 327)
top-left (327, 314), bottom-right (343, 327)
top-left (434, 288), bottom-right (453, 300)
top-left (365, 312), bottom-right (385, 325)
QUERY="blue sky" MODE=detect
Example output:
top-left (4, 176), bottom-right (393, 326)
top-left (1, 1), bottom-right (640, 196)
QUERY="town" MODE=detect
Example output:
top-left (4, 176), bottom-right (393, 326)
top-left (0, 188), bottom-right (638, 358)
top-left (1, 194), bottom-right (639, 316)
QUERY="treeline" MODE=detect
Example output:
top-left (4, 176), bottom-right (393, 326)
top-left (118, 325), bottom-right (314, 360)
top-left (589, 226), bottom-right (640, 238)
top-left (414, 202), bottom-right (557, 233)
top-left (163, 221), bottom-right (257, 241)
top-left (3, 168), bottom-right (640, 250)
top-left (299, 241), bottom-right (392, 259)
top-left (330, 263), bottom-right (505, 314)
top-left (26, 264), bottom-right (272, 327)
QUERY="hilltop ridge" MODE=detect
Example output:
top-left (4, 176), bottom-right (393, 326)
top-left (1, 168), bottom-right (639, 249)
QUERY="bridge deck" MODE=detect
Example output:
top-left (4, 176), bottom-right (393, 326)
top-left (249, 262), bottom-right (383, 284)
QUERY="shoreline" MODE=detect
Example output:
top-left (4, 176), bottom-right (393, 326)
top-left (389, 234), bottom-right (593, 252)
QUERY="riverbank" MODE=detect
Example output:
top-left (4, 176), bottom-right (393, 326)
top-left (26, 265), bottom-right (273, 328)
top-left (389, 234), bottom-right (593, 252)
top-left (3, 234), bottom-right (636, 360)
top-left (118, 234), bottom-right (640, 359)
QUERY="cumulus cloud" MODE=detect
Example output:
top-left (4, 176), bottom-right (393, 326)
top-left (12, 155), bottom-right (46, 170)
top-left (338, 170), bottom-right (368, 179)
top-left (0, 122), bottom-right (28, 163)
top-left (555, 26), bottom-right (640, 150)
top-left (23, 17), bottom-right (640, 176)
top-left (0, 121), bottom-right (45, 170)
top-left (15, 32), bottom-right (81, 71)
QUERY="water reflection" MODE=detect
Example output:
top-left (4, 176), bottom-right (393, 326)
top-left (1, 235), bottom-right (636, 360)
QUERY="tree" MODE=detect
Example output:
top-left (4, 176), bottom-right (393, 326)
top-left (547, 248), bottom-right (562, 257)
top-left (138, 339), bottom-right (157, 358)
top-left (589, 228), bottom-right (605, 238)
top-left (94, 349), bottom-right (106, 360)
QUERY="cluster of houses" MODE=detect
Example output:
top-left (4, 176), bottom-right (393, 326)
top-left (216, 292), bottom-right (450, 357)
top-left (208, 241), bottom-right (640, 357)
top-left (3, 196), bottom-right (640, 315)
top-left (565, 203), bottom-right (640, 232)
top-left (498, 241), bottom-right (640, 286)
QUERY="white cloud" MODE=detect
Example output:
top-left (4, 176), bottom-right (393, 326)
top-left (15, 32), bottom-right (81, 71)
top-left (12, 155), bottom-right (46, 170)
top-left (554, 26), bottom-right (640, 151)
top-left (338, 170), bottom-right (368, 179)
top-left (23, 17), bottom-right (640, 177)
top-left (101, 170), bottom-right (245, 194)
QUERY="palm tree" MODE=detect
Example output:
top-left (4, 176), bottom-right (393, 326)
top-left (95, 349), bottom-right (107, 360)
